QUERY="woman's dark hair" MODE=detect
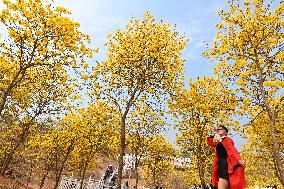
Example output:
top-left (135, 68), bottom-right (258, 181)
top-left (219, 125), bottom-right (229, 133)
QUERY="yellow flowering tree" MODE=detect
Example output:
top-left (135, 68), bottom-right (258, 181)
top-left (169, 77), bottom-right (238, 186)
top-left (142, 135), bottom-right (175, 188)
top-left (25, 101), bottom-right (119, 189)
top-left (204, 0), bottom-right (284, 185)
top-left (241, 110), bottom-right (283, 187)
top-left (0, 72), bottom-right (76, 175)
top-left (0, 0), bottom-right (94, 117)
top-left (0, 0), bottom-right (95, 176)
top-left (27, 124), bottom-right (77, 189)
top-left (181, 156), bottom-right (213, 187)
top-left (68, 102), bottom-right (119, 189)
top-left (126, 101), bottom-right (166, 188)
top-left (93, 12), bottom-right (188, 188)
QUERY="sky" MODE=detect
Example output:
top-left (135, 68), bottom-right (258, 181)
top-left (0, 0), bottom-right (246, 149)
top-left (54, 0), bottom-right (228, 79)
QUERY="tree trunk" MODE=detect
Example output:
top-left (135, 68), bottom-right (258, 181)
top-left (117, 87), bottom-right (138, 189)
top-left (153, 166), bottom-right (156, 187)
top-left (27, 162), bottom-right (33, 186)
top-left (53, 142), bottom-right (74, 189)
top-left (39, 171), bottom-right (49, 189)
top-left (117, 115), bottom-right (126, 189)
top-left (267, 111), bottom-right (284, 186)
top-left (0, 90), bottom-right (9, 117)
top-left (200, 162), bottom-right (205, 188)
top-left (135, 156), bottom-right (139, 189)
top-left (1, 112), bottom-right (39, 175)
top-left (0, 156), bottom-right (13, 176)
top-left (79, 161), bottom-right (88, 189)
top-left (0, 67), bottom-right (27, 117)
top-left (0, 138), bottom-right (25, 175)
top-left (197, 157), bottom-right (205, 188)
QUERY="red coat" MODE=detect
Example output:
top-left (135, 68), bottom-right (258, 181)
top-left (207, 136), bottom-right (247, 189)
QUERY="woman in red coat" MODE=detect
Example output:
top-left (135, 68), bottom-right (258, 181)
top-left (207, 126), bottom-right (247, 189)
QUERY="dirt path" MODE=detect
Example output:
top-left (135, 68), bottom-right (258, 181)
top-left (0, 176), bottom-right (32, 189)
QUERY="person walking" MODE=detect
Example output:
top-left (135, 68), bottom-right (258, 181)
top-left (207, 125), bottom-right (246, 189)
